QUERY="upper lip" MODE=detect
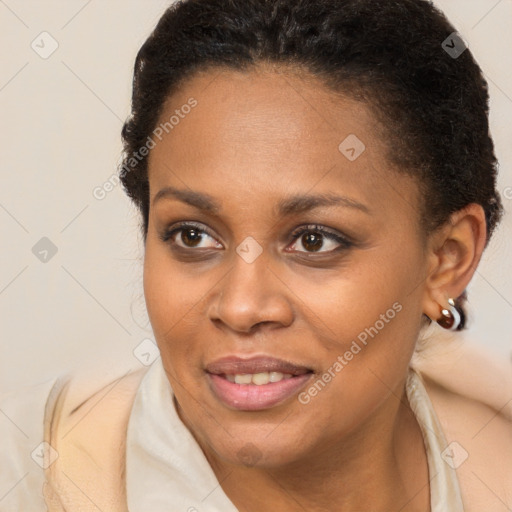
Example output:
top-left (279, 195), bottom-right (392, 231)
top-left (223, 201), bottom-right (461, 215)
top-left (206, 356), bottom-right (313, 376)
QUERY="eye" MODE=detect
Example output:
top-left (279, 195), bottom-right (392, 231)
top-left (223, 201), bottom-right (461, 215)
top-left (160, 222), bottom-right (352, 254)
top-left (160, 222), bottom-right (222, 250)
top-left (288, 224), bottom-right (352, 254)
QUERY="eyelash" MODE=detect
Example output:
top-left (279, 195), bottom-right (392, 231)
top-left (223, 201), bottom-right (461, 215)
top-left (159, 221), bottom-right (353, 255)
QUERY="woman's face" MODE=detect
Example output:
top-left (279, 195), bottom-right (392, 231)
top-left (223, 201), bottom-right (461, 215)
top-left (144, 66), bottom-right (429, 468)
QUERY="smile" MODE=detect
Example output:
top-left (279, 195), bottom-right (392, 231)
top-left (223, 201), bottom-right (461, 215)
top-left (225, 371), bottom-right (293, 385)
top-left (205, 356), bottom-right (314, 411)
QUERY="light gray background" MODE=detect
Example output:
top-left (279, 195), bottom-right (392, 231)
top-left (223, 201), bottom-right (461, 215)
top-left (1, 0), bottom-right (511, 394)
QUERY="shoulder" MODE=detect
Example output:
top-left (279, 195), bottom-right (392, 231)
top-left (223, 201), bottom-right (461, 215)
top-left (0, 366), bottom-right (149, 511)
top-left (43, 364), bottom-right (148, 511)
top-left (411, 332), bottom-right (512, 510)
top-left (0, 376), bottom-right (62, 510)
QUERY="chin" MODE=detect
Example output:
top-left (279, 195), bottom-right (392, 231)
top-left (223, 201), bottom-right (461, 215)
top-left (199, 422), bottom-right (315, 470)
top-left (216, 440), bottom-right (304, 469)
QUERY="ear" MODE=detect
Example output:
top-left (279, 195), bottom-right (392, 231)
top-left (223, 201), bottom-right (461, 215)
top-left (422, 203), bottom-right (487, 321)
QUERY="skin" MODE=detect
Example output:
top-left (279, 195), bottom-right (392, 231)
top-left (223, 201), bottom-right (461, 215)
top-left (143, 64), bottom-right (487, 511)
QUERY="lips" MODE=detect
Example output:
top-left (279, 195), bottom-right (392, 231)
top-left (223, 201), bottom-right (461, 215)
top-left (205, 356), bottom-right (312, 376)
top-left (205, 356), bottom-right (314, 411)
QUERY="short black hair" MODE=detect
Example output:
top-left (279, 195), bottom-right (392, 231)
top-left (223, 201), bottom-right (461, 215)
top-left (119, 0), bottom-right (504, 328)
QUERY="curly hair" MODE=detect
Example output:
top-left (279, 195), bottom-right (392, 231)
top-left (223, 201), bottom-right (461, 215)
top-left (119, 0), bottom-right (503, 329)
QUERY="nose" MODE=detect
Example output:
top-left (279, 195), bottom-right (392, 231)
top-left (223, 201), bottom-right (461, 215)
top-left (208, 249), bottom-right (294, 334)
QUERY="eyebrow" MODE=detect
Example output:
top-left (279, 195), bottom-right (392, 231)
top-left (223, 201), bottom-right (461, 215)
top-left (153, 186), bottom-right (370, 216)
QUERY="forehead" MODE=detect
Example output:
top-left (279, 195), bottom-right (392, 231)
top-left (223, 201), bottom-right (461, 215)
top-left (147, 66), bottom-right (419, 217)
top-left (150, 66), bottom-right (377, 165)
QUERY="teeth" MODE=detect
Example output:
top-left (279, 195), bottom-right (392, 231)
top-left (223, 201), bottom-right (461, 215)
top-left (227, 371), bottom-right (294, 385)
top-left (269, 371), bottom-right (284, 382)
top-left (252, 372), bottom-right (270, 385)
top-left (234, 374), bottom-right (253, 385)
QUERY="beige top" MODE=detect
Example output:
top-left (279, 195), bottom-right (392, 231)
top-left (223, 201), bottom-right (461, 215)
top-left (405, 367), bottom-right (465, 511)
top-left (1, 336), bottom-right (511, 511)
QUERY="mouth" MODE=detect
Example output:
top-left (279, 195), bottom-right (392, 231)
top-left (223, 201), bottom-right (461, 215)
top-left (223, 371), bottom-right (295, 385)
top-left (205, 356), bottom-right (314, 411)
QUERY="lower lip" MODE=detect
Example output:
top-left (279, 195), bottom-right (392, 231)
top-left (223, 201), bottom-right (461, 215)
top-left (207, 373), bottom-right (313, 411)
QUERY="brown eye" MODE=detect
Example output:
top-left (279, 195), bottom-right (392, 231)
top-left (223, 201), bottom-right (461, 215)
top-left (299, 232), bottom-right (324, 252)
top-left (160, 222), bottom-right (222, 250)
top-left (289, 225), bottom-right (352, 254)
top-left (179, 227), bottom-right (204, 247)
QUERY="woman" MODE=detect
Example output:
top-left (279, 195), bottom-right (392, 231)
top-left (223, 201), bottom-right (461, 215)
top-left (1, 0), bottom-right (511, 510)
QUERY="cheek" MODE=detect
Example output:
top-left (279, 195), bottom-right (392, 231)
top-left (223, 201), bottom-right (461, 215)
top-left (143, 242), bottom-right (205, 357)
top-left (287, 243), bottom-right (422, 348)
top-left (305, 242), bottom-right (425, 400)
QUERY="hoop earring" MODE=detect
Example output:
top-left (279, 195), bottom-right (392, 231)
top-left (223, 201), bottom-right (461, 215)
top-left (436, 298), bottom-right (461, 330)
